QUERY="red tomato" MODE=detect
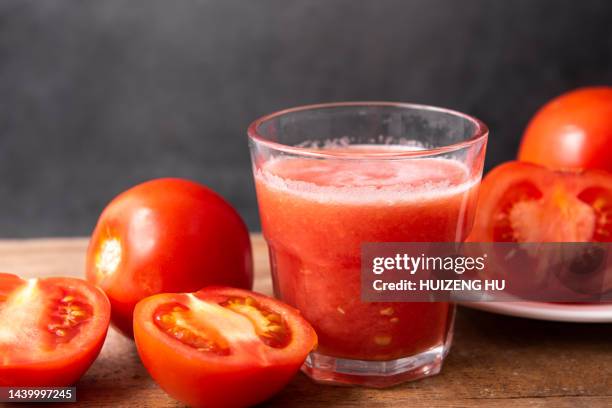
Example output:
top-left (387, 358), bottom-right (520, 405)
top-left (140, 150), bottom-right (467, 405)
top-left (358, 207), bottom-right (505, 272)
top-left (0, 273), bottom-right (110, 386)
top-left (134, 287), bottom-right (317, 408)
top-left (86, 178), bottom-right (253, 337)
top-left (469, 161), bottom-right (612, 242)
top-left (518, 86), bottom-right (612, 172)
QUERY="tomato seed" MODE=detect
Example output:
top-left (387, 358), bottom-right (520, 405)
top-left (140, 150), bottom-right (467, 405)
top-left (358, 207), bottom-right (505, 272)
top-left (374, 335), bottom-right (392, 346)
top-left (379, 307), bottom-right (394, 316)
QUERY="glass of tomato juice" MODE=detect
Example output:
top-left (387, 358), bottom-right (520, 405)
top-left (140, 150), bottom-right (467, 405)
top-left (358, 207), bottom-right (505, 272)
top-left (248, 102), bottom-right (488, 387)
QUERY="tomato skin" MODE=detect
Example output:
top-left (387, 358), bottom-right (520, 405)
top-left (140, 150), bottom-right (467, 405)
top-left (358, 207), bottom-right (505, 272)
top-left (0, 274), bottom-right (110, 386)
top-left (86, 178), bottom-right (253, 337)
top-left (2, 337), bottom-right (105, 387)
top-left (469, 161), bottom-right (612, 242)
top-left (134, 287), bottom-right (317, 408)
top-left (518, 86), bottom-right (612, 172)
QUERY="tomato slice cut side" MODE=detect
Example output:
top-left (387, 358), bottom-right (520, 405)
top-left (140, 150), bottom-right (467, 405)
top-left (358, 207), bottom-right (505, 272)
top-left (0, 274), bottom-right (110, 386)
top-left (470, 162), bottom-right (612, 243)
top-left (134, 287), bottom-right (317, 408)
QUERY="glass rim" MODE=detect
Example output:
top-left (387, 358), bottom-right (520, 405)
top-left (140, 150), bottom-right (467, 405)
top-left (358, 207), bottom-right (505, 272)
top-left (247, 101), bottom-right (489, 159)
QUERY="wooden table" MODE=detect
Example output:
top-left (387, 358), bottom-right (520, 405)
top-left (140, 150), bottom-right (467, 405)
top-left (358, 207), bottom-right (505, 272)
top-left (1, 235), bottom-right (610, 407)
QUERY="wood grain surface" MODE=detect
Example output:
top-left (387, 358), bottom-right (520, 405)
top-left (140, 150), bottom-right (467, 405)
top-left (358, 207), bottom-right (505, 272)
top-left (0, 235), bottom-right (610, 407)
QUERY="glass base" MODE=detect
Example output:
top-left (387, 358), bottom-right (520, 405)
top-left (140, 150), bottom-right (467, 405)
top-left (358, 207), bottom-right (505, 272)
top-left (302, 344), bottom-right (449, 388)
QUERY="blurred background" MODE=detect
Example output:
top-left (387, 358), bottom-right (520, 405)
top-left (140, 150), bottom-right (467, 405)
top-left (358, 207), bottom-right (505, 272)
top-left (0, 0), bottom-right (611, 237)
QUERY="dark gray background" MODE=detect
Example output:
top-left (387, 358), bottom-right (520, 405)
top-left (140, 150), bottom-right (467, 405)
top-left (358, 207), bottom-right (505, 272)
top-left (1, 0), bottom-right (611, 237)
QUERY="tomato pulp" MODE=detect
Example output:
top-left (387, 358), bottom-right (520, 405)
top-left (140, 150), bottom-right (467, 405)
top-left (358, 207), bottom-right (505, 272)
top-left (254, 146), bottom-right (480, 361)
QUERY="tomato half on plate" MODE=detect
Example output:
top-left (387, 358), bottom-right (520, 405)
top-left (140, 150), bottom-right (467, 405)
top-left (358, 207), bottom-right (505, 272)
top-left (469, 161), bottom-right (612, 242)
top-left (0, 274), bottom-right (110, 386)
top-left (134, 287), bottom-right (317, 408)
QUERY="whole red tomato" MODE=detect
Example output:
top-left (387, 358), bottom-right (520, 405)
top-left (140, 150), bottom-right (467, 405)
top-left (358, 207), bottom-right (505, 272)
top-left (134, 287), bottom-right (317, 408)
top-left (86, 178), bottom-right (253, 337)
top-left (518, 86), bottom-right (612, 172)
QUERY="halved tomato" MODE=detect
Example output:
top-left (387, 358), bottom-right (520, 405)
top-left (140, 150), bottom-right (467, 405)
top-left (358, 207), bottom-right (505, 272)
top-left (469, 161), bottom-right (612, 242)
top-left (0, 274), bottom-right (110, 386)
top-left (134, 287), bottom-right (317, 408)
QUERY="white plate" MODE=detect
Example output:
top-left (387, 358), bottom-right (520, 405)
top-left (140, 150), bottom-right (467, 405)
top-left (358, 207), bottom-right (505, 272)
top-left (461, 301), bottom-right (612, 323)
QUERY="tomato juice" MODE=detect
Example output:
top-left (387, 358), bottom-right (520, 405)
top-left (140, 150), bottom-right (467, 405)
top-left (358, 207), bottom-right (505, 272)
top-left (254, 146), bottom-right (480, 362)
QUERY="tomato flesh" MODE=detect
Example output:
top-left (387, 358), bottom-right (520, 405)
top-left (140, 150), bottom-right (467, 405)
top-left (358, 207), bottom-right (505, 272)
top-left (0, 274), bottom-right (110, 386)
top-left (470, 161), bottom-right (612, 243)
top-left (134, 287), bottom-right (317, 408)
top-left (220, 296), bottom-right (290, 348)
top-left (577, 187), bottom-right (612, 242)
top-left (491, 180), bottom-right (543, 242)
top-left (154, 302), bottom-right (231, 355)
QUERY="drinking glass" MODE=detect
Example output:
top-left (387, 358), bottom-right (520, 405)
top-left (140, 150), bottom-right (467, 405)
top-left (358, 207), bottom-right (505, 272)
top-left (248, 102), bottom-right (488, 387)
